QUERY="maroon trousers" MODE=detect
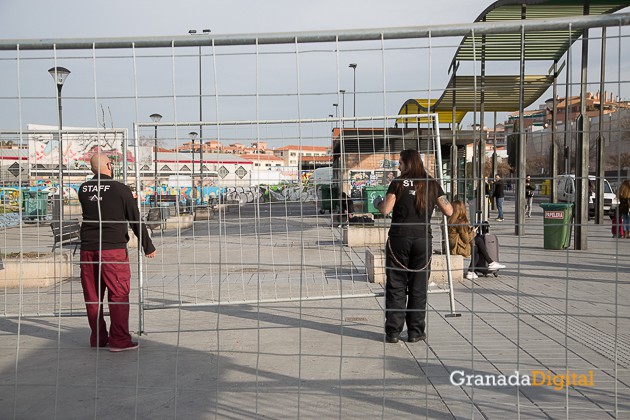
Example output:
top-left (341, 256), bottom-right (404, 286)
top-left (80, 248), bottom-right (133, 348)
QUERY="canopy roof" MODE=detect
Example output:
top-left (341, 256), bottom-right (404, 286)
top-left (453, 0), bottom-right (630, 63)
top-left (397, 74), bottom-right (553, 124)
top-left (398, 0), bottom-right (630, 125)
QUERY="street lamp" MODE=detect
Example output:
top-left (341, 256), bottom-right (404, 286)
top-left (339, 90), bottom-right (346, 128)
top-left (333, 103), bottom-right (339, 128)
top-left (48, 66), bottom-right (70, 222)
top-left (348, 63), bottom-right (357, 127)
top-left (328, 114), bottom-right (334, 132)
top-left (150, 113), bottom-right (162, 202)
top-left (189, 28), bottom-right (211, 200)
top-left (189, 131), bottom-right (198, 206)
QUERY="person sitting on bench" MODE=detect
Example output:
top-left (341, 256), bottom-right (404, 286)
top-left (447, 200), bottom-right (505, 280)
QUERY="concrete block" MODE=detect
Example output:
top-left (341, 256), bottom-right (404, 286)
top-left (0, 251), bottom-right (74, 288)
top-left (342, 224), bottom-right (389, 247)
top-left (365, 248), bottom-right (463, 286)
top-left (365, 247), bottom-right (386, 284)
top-left (128, 229), bottom-right (152, 248)
top-left (164, 214), bottom-right (194, 230)
top-left (430, 253), bottom-right (464, 286)
top-left (194, 207), bottom-right (214, 221)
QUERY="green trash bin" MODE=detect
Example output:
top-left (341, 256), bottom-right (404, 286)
top-left (365, 185), bottom-right (389, 215)
top-left (317, 184), bottom-right (340, 214)
top-left (22, 190), bottom-right (49, 220)
top-left (540, 203), bottom-right (573, 249)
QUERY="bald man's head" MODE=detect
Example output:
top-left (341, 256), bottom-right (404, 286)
top-left (90, 153), bottom-right (112, 176)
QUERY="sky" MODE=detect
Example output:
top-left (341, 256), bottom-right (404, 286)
top-left (0, 0), bottom-right (628, 149)
top-left (0, 1), bottom-right (489, 38)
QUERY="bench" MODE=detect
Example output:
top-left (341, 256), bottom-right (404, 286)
top-left (144, 207), bottom-right (167, 235)
top-left (50, 220), bottom-right (81, 255)
top-left (149, 195), bottom-right (179, 206)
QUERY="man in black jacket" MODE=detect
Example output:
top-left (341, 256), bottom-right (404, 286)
top-left (78, 153), bottom-right (156, 352)
top-left (493, 175), bottom-right (505, 221)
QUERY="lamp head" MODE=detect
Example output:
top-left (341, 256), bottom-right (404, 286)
top-left (150, 113), bottom-right (163, 123)
top-left (189, 131), bottom-right (198, 141)
top-left (349, 63), bottom-right (357, 69)
top-left (48, 66), bottom-right (71, 86)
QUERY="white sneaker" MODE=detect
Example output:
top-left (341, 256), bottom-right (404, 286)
top-left (488, 261), bottom-right (506, 271)
top-left (466, 271), bottom-right (478, 280)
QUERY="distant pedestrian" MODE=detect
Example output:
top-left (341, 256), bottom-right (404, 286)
top-left (484, 176), bottom-right (492, 209)
top-left (78, 153), bottom-right (156, 352)
top-left (338, 191), bottom-right (354, 225)
top-left (493, 175), bottom-right (505, 221)
top-left (525, 176), bottom-right (536, 218)
top-left (374, 149), bottom-right (453, 344)
top-left (618, 179), bottom-right (630, 238)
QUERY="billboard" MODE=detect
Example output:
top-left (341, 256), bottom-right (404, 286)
top-left (27, 124), bottom-right (130, 166)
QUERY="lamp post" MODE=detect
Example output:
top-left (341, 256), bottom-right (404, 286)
top-left (48, 66), bottom-right (70, 222)
top-left (333, 103), bottom-right (339, 128)
top-left (189, 131), bottom-right (198, 208)
top-left (189, 29), bottom-right (211, 201)
top-left (339, 90), bottom-right (346, 128)
top-left (348, 63), bottom-right (357, 127)
top-left (150, 113), bottom-right (162, 202)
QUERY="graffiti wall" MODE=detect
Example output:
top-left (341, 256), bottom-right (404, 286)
top-left (220, 184), bottom-right (318, 205)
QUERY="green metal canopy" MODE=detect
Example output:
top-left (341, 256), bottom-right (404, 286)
top-left (397, 74), bottom-right (553, 124)
top-left (453, 0), bottom-right (630, 63)
top-left (436, 74), bottom-right (554, 111)
top-left (398, 0), bottom-right (630, 123)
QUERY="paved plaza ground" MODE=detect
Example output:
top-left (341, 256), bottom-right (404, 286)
top-left (1, 194), bottom-right (629, 419)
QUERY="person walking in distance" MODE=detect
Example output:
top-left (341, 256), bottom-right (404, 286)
top-left (618, 179), bottom-right (630, 238)
top-left (484, 176), bottom-right (492, 210)
top-left (374, 150), bottom-right (453, 344)
top-left (525, 176), bottom-right (536, 218)
top-left (493, 175), bottom-right (505, 221)
top-left (78, 153), bottom-right (156, 352)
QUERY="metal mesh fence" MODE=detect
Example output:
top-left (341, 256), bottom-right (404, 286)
top-left (1, 13), bottom-right (629, 419)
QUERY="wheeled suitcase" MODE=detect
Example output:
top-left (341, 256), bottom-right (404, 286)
top-left (611, 214), bottom-right (625, 238)
top-left (475, 232), bottom-right (500, 277)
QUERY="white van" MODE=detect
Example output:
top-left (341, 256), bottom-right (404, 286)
top-left (556, 174), bottom-right (619, 214)
top-left (311, 167), bottom-right (333, 185)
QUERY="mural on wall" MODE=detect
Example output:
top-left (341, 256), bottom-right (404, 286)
top-left (347, 159), bottom-right (399, 198)
top-left (27, 125), bottom-right (129, 166)
top-left (140, 185), bottom-right (224, 205)
top-left (221, 185), bottom-right (318, 205)
top-left (300, 170), bottom-right (314, 184)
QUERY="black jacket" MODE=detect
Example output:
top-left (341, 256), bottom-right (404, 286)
top-left (78, 174), bottom-right (155, 254)
top-left (493, 180), bottom-right (505, 198)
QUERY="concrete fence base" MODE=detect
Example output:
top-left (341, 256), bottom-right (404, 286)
top-left (0, 251), bottom-right (74, 289)
top-left (365, 248), bottom-right (463, 286)
top-left (342, 225), bottom-right (389, 247)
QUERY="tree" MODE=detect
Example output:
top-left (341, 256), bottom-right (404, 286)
top-left (607, 152), bottom-right (630, 171)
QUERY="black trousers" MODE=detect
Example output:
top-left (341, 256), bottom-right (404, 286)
top-left (385, 235), bottom-right (431, 338)
top-left (469, 235), bottom-right (493, 270)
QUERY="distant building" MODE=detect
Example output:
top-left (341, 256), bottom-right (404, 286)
top-left (272, 145), bottom-right (330, 167)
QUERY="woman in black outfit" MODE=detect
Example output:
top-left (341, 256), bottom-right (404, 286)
top-left (374, 150), bottom-right (453, 343)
